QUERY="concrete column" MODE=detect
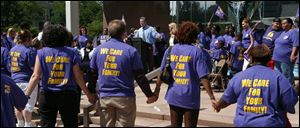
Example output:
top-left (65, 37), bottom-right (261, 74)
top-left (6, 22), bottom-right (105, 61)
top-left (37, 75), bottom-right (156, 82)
top-left (66, 1), bottom-right (79, 36)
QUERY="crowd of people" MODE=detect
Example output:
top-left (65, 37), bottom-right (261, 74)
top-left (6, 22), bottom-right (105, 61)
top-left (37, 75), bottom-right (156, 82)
top-left (1, 12), bottom-right (299, 127)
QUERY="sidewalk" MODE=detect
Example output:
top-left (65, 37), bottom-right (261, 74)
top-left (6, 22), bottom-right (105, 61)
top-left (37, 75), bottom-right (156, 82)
top-left (134, 83), bottom-right (299, 127)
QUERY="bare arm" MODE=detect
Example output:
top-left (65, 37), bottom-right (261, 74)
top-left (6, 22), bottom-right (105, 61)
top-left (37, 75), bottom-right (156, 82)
top-left (201, 76), bottom-right (215, 100)
top-left (290, 47), bottom-right (298, 63)
top-left (133, 69), bottom-right (154, 97)
top-left (227, 53), bottom-right (234, 67)
top-left (214, 98), bottom-right (231, 112)
top-left (25, 56), bottom-right (42, 96)
top-left (134, 69), bottom-right (158, 104)
top-left (154, 74), bottom-right (163, 96)
top-left (73, 64), bottom-right (97, 104)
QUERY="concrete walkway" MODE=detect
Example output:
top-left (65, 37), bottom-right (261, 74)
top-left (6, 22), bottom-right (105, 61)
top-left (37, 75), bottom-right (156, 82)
top-left (133, 83), bottom-right (299, 127)
top-left (34, 82), bottom-right (299, 127)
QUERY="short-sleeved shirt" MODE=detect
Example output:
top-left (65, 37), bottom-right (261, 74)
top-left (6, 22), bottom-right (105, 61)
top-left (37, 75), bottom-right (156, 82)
top-left (272, 28), bottom-right (299, 64)
top-left (1, 47), bottom-right (11, 75)
top-left (75, 35), bottom-right (90, 49)
top-left (242, 28), bottom-right (252, 49)
top-left (230, 41), bottom-right (244, 71)
top-left (209, 35), bottom-right (220, 51)
top-left (134, 25), bottom-right (159, 44)
top-left (2, 37), bottom-right (16, 51)
top-left (10, 44), bottom-right (37, 83)
top-left (160, 43), bottom-right (209, 109)
top-left (38, 46), bottom-right (81, 92)
top-left (211, 48), bottom-right (228, 61)
top-left (198, 32), bottom-right (210, 50)
top-left (262, 26), bottom-right (283, 53)
top-left (223, 34), bottom-right (234, 48)
top-left (1, 73), bottom-right (28, 127)
top-left (90, 38), bottom-right (144, 98)
top-left (221, 65), bottom-right (298, 127)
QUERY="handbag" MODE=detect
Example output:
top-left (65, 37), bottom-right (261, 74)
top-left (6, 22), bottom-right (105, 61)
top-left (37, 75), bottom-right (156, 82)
top-left (160, 46), bottom-right (174, 85)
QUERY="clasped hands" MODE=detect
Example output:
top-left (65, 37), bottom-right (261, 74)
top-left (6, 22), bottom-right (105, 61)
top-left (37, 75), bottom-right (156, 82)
top-left (146, 86), bottom-right (160, 104)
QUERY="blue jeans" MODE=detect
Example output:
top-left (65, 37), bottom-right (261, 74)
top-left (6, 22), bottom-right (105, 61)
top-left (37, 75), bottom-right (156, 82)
top-left (275, 61), bottom-right (295, 85)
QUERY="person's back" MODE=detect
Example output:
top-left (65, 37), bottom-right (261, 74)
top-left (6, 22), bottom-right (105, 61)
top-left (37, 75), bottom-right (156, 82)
top-left (91, 38), bottom-right (141, 97)
top-left (164, 43), bottom-right (209, 109)
top-left (89, 20), bottom-right (156, 127)
top-left (1, 73), bottom-right (28, 127)
top-left (225, 65), bottom-right (298, 127)
top-left (229, 40), bottom-right (244, 72)
top-left (38, 46), bottom-right (79, 92)
top-left (10, 44), bottom-right (37, 83)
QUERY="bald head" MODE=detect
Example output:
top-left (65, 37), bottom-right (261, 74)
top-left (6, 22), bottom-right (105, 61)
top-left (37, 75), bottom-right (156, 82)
top-left (108, 19), bottom-right (126, 39)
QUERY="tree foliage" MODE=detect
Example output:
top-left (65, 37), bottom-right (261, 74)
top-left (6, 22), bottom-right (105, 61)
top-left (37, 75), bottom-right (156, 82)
top-left (51, 1), bottom-right (65, 24)
top-left (1, 1), bottom-right (43, 32)
top-left (1, 1), bottom-right (103, 37)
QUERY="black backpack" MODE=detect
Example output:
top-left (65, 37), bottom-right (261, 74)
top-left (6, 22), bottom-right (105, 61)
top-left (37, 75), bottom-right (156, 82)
top-left (160, 46), bottom-right (174, 85)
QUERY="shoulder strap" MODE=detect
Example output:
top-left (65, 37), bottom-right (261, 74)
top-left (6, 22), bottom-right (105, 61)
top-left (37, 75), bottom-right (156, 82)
top-left (166, 46), bottom-right (173, 65)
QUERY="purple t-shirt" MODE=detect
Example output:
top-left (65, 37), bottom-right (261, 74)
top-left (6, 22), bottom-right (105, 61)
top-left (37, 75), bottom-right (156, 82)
top-left (90, 38), bottom-right (144, 98)
top-left (262, 26), bottom-right (283, 53)
top-left (221, 65), bottom-right (298, 127)
top-left (223, 34), bottom-right (233, 48)
top-left (211, 48), bottom-right (228, 61)
top-left (198, 32), bottom-right (210, 50)
top-left (160, 43), bottom-right (209, 109)
top-left (209, 36), bottom-right (219, 51)
top-left (38, 47), bottom-right (80, 92)
top-left (1, 73), bottom-right (27, 127)
top-left (2, 37), bottom-right (16, 51)
top-left (272, 28), bottom-right (299, 63)
top-left (242, 28), bottom-right (252, 49)
top-left (76, 35), bottom-right (89, 49)
top-left (10, 44), bottom-right (37, 83)
top-left (1, 47), bottom-right (10, 75)
top-left (229, 41), bottom-right (244, 71)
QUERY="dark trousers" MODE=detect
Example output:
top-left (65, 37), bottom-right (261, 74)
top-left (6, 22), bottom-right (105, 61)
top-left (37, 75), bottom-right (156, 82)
top-left (142, 45), bottom-right (154, 73)
top-left (154, 52), bottom-right (164, 69)
top-left (39, 90), bottom-right (79, 127)
top-left (169, 104), bottom-right (199, 127)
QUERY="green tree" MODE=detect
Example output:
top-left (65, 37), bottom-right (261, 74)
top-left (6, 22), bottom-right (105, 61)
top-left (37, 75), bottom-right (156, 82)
top-left (17, 1), bottom-right (44, 24)
top-left (50, 1), bottom-right (65, 24)
top-left (87, 20), bottom-right (102, 37)
top-left (79, 1), bottom-right (102, 37)
top-left (1, 1), bottom-right (43, 32)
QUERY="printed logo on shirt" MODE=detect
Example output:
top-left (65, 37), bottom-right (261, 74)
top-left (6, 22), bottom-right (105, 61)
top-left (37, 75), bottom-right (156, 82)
top-left (245, 34), bottom-right (249, 38)
top-left (45, 56), bottom-right (70, 85)
top-left (283, 36), bottom-right (289, 40)
top-left (99, 48), bottom-right (123, 76)
top-left (4, 85), bottom-right (11, 93)
top-left (170, 54), bottom-right (192, 85)
top-left (241, 79), bottom-right (269, 114)
top-left (10, 52), bottom-right (21, 72)
top-left (267, 32), bottom-right (274, 38)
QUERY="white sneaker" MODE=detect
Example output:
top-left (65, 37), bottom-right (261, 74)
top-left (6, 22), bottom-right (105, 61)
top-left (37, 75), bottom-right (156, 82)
top-left (25, 122), bottom-right (35, 127)
top-left (16, 122), bottom-right (25, 127)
